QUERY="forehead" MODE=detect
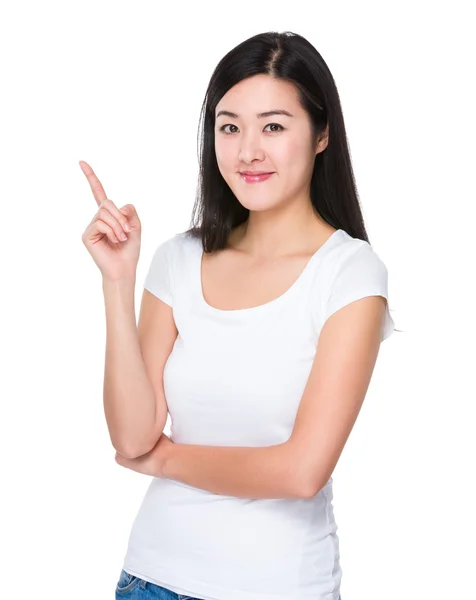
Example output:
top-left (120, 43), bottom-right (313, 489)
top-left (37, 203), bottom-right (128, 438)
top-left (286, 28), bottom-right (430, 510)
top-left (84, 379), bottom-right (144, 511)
top-left (215, 74), bottom-right (301, 116)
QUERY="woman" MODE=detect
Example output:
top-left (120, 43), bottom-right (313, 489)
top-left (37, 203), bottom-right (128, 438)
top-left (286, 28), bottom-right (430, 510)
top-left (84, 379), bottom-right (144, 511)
top-left (81, 30), bottom-right (395, 600)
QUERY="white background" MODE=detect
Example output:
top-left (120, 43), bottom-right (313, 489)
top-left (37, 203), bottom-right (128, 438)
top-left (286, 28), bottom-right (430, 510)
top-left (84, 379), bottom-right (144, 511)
top-left (1, 1), bottom-right (474, 598)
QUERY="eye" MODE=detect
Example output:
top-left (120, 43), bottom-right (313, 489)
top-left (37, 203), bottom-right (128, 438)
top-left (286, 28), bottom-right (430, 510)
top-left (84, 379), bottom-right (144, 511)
top-left (218, 123), bottom-right (285, 135)
top-left (219, 124), bottom-right (238, 135)
top-left (264, 123), bottom-right (284, 133)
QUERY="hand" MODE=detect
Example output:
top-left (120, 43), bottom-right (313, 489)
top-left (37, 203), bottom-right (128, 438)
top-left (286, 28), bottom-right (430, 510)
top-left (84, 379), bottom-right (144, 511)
top-left (79, 160), bottom-right (142, 281)
top-left (114, 433), bottom-right (174, 477)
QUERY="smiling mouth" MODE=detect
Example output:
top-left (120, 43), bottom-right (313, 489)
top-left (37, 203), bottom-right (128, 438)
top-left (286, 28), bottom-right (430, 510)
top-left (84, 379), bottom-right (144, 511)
top-left (240, 171), bottom-right (274, 176)
top-left (240, 172), bottom-right (275, 183)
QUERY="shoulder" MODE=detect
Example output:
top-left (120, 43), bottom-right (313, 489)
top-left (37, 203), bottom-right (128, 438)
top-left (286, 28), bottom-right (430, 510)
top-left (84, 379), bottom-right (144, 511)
top-left (170, 230), bottom-right (201, 252)
top-left (326, 233), bottom-right (389, 290)
top-left (143, 231), bottom-right (199, 304)
top-left (310, 230), bottom-right (393, 338)
top-left (148, 230), bottom-right (199, 261)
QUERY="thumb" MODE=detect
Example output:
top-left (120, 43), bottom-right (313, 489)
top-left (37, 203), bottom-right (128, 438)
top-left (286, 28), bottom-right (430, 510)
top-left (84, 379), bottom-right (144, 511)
top-left (119, 204), bottom-right (141, 229)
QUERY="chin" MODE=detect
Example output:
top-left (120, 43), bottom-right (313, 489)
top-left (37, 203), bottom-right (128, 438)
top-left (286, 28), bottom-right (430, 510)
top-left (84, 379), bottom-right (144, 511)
top-left (236, 196), bottom-right (282, 211)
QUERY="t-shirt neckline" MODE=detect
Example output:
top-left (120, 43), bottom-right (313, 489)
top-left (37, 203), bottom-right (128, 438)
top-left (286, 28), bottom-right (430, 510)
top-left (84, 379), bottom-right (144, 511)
top-left (195, 228), bottom-right (344, 317)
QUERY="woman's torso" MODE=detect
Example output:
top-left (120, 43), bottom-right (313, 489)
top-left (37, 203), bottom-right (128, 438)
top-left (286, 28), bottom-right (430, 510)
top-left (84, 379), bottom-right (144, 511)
top-left (121, 227), bottom-right (356, 600)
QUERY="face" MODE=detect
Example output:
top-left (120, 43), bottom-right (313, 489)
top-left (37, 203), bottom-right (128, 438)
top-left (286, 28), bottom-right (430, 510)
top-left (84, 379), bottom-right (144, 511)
top-left (214, 74), bottom-right (327, 212)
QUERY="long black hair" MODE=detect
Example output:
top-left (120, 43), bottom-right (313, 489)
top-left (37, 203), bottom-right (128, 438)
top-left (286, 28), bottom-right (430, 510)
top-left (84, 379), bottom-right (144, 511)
top-left (183, 30), bottom-right (369, 250)
top-left (182, 30), bottom-right (399, 331)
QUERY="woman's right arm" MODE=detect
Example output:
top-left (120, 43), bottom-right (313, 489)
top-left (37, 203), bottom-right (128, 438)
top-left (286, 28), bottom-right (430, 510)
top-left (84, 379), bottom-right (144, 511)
top-left (78, 159), bottom-right (177, 460)
top-left (102, 278), bottom-right (178, 459)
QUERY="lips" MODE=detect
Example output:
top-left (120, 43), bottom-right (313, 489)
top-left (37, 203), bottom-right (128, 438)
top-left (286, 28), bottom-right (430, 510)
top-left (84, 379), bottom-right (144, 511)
top-left (240, 171), bottom-right (274, 176)
top-left (239, 171), bottom-right (275, 183)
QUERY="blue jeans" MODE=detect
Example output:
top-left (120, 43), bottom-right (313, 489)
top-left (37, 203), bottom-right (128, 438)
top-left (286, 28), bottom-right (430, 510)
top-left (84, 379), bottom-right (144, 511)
top-left (115, 569), bottom-right (342, 599)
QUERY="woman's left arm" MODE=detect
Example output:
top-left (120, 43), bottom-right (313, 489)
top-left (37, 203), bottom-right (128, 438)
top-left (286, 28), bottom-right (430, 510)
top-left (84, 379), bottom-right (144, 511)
top-left (115, 433), bottom-right (306, 499)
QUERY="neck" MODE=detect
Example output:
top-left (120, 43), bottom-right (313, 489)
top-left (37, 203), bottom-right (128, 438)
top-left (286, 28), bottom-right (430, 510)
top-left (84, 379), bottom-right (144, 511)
top-left (229, 203), bottom-right (335, 260)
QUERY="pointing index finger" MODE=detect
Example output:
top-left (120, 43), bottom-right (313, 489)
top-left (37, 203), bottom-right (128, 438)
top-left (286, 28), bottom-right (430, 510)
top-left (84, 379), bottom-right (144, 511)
top-left (79, 160), bottom-right (108, 206)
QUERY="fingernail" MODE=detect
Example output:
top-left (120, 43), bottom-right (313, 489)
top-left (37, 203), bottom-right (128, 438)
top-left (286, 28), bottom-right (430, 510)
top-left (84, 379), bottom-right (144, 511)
top-left (124, 222), bottom-right (131, 232)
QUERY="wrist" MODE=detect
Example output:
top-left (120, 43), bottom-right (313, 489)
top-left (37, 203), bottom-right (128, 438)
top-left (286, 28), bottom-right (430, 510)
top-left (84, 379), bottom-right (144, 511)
top-left (102, 276), bottom-right (136, 290)
top-left (160, 441), bottom-right (176, 479)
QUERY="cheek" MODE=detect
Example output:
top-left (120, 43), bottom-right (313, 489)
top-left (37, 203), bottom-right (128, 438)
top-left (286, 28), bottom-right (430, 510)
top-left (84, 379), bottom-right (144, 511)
top-left (276, 141), bottom-right (310, 174)
top-left (215, 141), bottom-right (235, 175)
top-left (290, 136), bottom-right (310, 158)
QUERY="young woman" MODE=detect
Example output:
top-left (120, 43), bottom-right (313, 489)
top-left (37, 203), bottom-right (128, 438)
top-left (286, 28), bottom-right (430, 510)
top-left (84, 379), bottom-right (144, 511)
top-left (81, 30), bottom-right (396, 600)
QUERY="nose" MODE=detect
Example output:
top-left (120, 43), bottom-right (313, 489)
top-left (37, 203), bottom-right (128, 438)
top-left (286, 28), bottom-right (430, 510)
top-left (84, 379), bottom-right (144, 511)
top-left (238, 131), bottom-right (265, 164)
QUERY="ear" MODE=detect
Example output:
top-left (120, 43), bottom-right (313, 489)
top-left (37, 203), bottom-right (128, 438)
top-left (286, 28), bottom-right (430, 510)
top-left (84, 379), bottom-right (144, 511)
top-left (315, 123), bottom-right (329, 155)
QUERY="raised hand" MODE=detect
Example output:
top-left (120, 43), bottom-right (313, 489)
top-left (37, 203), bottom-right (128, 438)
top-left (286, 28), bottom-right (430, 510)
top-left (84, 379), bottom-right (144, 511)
top-left (80, 160), bottom-right (142, 281)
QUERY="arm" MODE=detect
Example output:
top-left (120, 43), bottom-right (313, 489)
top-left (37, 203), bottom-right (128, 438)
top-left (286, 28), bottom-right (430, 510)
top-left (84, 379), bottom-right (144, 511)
top-left (161, 438), bottom-right (307, 500)
top-left (158, 296), bottom-right (386, 500)
top-left (102, 279), bottom-right (175, 458)
top-left (290, 295), bottom-right (387, 496)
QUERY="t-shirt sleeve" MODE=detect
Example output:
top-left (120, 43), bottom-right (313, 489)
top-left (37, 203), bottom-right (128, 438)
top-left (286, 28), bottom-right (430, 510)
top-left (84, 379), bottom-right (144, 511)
top-left (143, 236), bottom-right (175, 306)
top-left (322, 243), bottom-right (395, 342)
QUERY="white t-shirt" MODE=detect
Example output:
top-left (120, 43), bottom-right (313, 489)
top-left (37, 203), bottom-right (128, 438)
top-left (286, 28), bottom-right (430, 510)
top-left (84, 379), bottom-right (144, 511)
top-left (122, 228), bottom-right (395, 600)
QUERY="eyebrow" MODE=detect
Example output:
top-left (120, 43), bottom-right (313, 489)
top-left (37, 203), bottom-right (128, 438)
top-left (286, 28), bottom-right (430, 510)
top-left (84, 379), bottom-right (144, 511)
top-left (215, 109), bottom-right (294, 119)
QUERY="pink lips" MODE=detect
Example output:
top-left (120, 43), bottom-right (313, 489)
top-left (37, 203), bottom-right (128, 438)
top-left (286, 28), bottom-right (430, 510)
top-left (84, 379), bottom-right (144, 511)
top-left (240, 172), bottom-right (274, 183)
